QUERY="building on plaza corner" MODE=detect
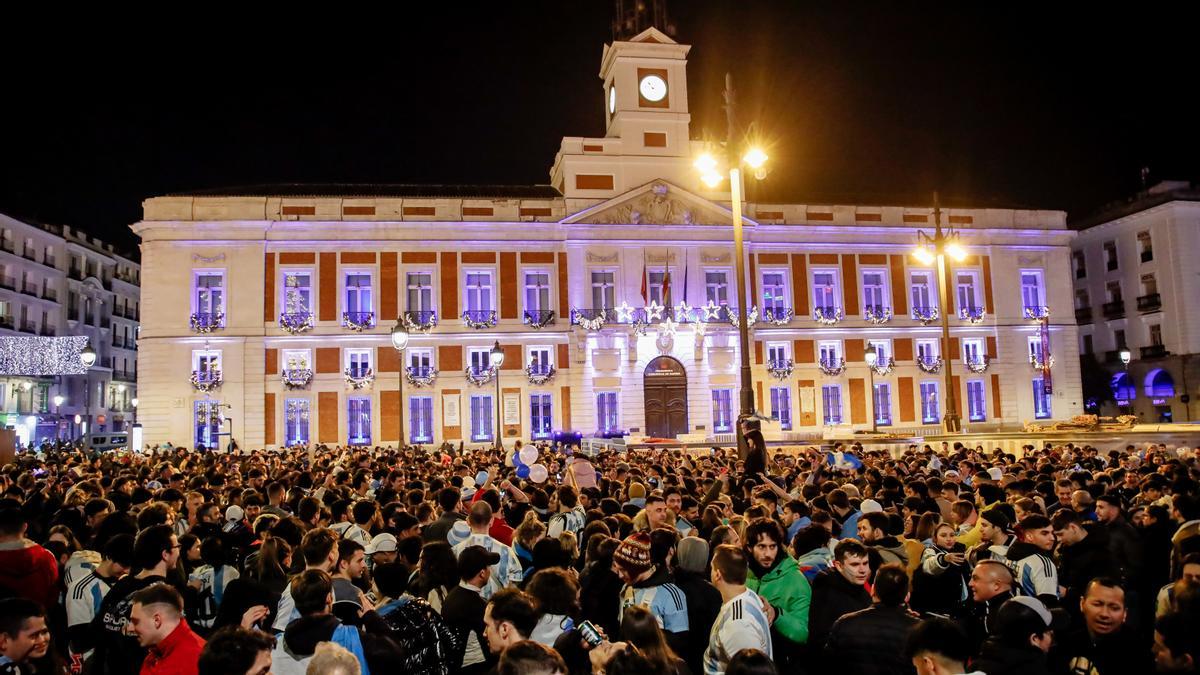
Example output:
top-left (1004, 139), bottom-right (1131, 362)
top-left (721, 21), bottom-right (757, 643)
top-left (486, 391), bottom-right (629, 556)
top-left (1071, 180), bottom-right (1200, 422)
top-left (132, 27), bottom-right (1082, 450)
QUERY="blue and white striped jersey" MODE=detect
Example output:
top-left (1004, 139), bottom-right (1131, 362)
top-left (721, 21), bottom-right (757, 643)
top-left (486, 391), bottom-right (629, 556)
top-left (452, 533), bottom-right (524, 601)
top-left (191, 564), bottom-right (240, 629)
top-left (620, 581), bottom-right (689, 634)
top-left (703, 589), bottom-right (772, 675)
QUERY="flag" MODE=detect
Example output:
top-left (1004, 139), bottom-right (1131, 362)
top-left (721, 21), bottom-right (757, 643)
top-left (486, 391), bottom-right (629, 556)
top-left (827, 451), bottom-right (863, 471)
top-left (640, 249), bottom-right (649, 305)
top-left (662, 252), bottom-right (672, 307)
top-left (682, 256), bottom-right (689, 304)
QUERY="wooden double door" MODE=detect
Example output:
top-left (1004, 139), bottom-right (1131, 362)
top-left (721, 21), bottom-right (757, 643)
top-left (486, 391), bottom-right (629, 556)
top-left (643, 356), bottom-right (689, 438)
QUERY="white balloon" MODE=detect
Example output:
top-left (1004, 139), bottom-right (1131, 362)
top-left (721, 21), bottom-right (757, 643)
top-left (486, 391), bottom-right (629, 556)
top-left (529, 463), bottom-right (549, 483)
top-left (519, 447), bottom-right (538, 466)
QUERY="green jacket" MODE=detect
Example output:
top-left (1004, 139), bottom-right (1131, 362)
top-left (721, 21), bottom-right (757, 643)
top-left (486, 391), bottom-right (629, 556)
top-left (746, 555), bottom-right (811, 645)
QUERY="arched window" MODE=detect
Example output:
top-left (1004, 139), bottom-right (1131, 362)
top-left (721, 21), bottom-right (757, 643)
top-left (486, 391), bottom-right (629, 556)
top-left (1144, 369), bottom-right (1176, 398)
top-left (1111, 372), bottom-right (1136, 401)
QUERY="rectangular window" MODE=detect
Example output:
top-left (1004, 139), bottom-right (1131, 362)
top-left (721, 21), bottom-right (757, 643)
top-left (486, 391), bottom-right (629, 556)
top-left (648, 270), bottom-right (666, 305)
top-left (1082, 334), bottom-right (1094, 355)
top-left (282, 271), bottom-right (313, 314)
top-left (1073, 250), bottom-right (1087, 279)
top-left (1138, 231), bottom-right (1153, 262)
top-left (347, 349), bottom-right (372, 378)
top-left (195, 400), bottom-right (221, 449)
top-left (1027, 336), bottom-right (1046, 364)
top-left (762, 271), bottom-right (787, 312)
top-left (524, 271), bottom-right (551, 313)
top-left (348, 397), bottom-right (371, 446)
top-left (1142, 274), bottom-right (1158, 296)
top-left (470, 394), bottom-right (494, 442)
top-left (818, 341), bottom-right (842, 364)
top-left (596, 391), bottom-right (619, 433)
top-left (1075, 289), bottom-right (1090, 309)
top-left (1033, 379), bottom-right (1052, 419)
top-left (956, 271), bottom-right (979, 312)
top-left (1104, 241), bottom-right (1118, 270)
top-left (705, 271), bottom-right (729, 306)
top-left (194, 271), bottom-right (225, 321)
top-left (468, 348), bottom-right (492, 373)
top-left (406, 272), bottom-right (434, 313)
top-left (812, 270), bottom-right (839, 310)
top-left (920, 382), bottom-right (940, 424)
top-left (344, 272), bottom-right (373, 315)
top-left (821, 385), bottom-right (842, 425)
top-left (1107, 281), bottom-right (1123, 303)
top-left (1150, 323), bottom-right (1163, 346)
top-left (410, 396), bottom-right (434, 444)
top-left (910, 271), bottom-right (935, 310)
top-left (464, 271), bottom-right (494, 312)
top-left (282, 350), bottom-right (311, 373)
top-left (285, 399), bottom-right (310, 447)
top-left (874, 383), bottom-right (892, 426)
top-left (862, 270), bottom-right (887, 313)
top-left (1020, 270), bottom-right (1044, 312)
top-left (527, 346), bottom-right (553, 374)
top-left (530, 393), bottom-right (553, 439)
top-left (770, 386), bottom-right (792, 430)
top-left (193, 349), bottom-right (221, 374)
top-left (967, 380), bottom-right (987, 422)
top-left (591, 271), bottom-right (616, 310)
top-left (1114, 329), bottom-right (1127, 350)
top-left (962, 338), bottom-right (984, 365)
top-left (867, 339), bottom-right (891, 364)
top-left (767, 343), bottom-right (789, 365)
top-left (711, 389), bottom-right (733, 432)
top-left (407, 348), bottom-right (434, 374)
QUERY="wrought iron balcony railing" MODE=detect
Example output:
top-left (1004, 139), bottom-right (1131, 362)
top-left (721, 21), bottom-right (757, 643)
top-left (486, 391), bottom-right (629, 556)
top-left (462, 310), bottom-right (497, 329)
top-left (766, 358), bottom-right (794, 380)
top-left (813, 305), bottom-right (844, 325)
top-left (959, 306), bottom-right (987, 323)
top-left (863, 305), bottom-right (892, 324)
top-left (1141, 344), bottom-right (1168, 360)
top-left (1137, 293), bottom-right (1161, 313)
top-left (911, 305), bottom-right (939, 324)
top-left (523, 309), bottom-right (556, 329)
top-left (279, 311), bottom-right (314, 334)
top-left (402, 310), bottom-right (437, 333)
top-left (818, 357), bottom-right (846, 376)
top-left (342, 311), bottom-right (375, 331)
top-left (1102, 300), bottom-right (1125, 319)
top-left (190, 312), bottom-right (224, 333)
top-left (1023, 305), bottom-right (1050, 321)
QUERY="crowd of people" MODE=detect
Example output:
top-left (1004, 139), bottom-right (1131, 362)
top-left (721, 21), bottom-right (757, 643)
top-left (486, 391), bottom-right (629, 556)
top-left (1, 420), bottom-right (1199, 675)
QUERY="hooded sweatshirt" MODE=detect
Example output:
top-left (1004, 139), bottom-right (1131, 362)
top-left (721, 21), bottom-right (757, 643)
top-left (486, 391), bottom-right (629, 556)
top-left (0, 538), bottom-right (60, 611)
top-left (1001, 541), bottom-right (1058, 604)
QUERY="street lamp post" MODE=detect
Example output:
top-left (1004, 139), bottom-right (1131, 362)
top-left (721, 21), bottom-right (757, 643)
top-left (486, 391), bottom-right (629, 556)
top-left (865, 347), bottom-right (879, 434)
top-left (390, 322), bottom-right (410, 447)
top-left (911, 194), bottom-right (967, 434)
top-left (53, 395), bottom-right (64, 440)
top-left (694, 73), bottom-right (770, 456)
top-left (131, 397), bottom-right (139, 426)
top-left (79, 343), bottom-right (97, 440)
top-left (1120, 349), bottom-right (1132, 414)
top-left (490, 341), bottom-right (506, 451)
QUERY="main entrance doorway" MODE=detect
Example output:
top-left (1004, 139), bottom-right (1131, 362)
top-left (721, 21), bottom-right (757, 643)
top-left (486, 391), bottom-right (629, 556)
top-left (643, 356), bottom-right (689, 438)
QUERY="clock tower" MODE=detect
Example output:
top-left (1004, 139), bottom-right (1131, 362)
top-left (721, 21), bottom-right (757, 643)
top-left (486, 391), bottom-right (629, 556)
top-left (550, 26), bottom-right (700, 199)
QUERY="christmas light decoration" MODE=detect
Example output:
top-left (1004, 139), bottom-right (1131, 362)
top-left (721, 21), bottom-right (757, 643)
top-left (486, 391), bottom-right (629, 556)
top-left (917, 355), bottom-right (943, 374)
top-left (864, 306), bottom-right (893, 325)
top-left (767, 359), bottom-right (794, 380)
top-left (405, 366), bottom-right (438, 388)
top-left (344, 367), bottom-right (374, 389)
top-left (818, 357), bottom-right (847, 376)
top-left (911, 306), bottom-right (939, 325)
top-left (462, 310), bottom-right (497, 329)
top-left (525, 363), bottom-right (557, 385)
top-left (465, 365), bottom-right (496, 387)
top-left (813, 306), bottom-right (844, 325)
top-left (0, 336), bottom-right (90, 375)
top-left (762, 307), bottom-right (794, 326)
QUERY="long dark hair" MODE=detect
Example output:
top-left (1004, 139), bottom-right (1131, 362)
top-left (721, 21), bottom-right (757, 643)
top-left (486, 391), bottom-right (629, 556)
top-left (620, 605), bottom-right (681, 673)
top-left (252, 538), bottom-right (290, 583)
top-left (411, 541), bottom-right (459, 596)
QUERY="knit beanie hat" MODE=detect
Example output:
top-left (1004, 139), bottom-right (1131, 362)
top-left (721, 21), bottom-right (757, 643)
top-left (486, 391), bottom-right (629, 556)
top-left (981, 506), bottom-right (1011, 531)
top-left (628, 483), bottom-right (647, 500)
top-left (614, 531), bottom-right (654, 577)
top-left (676, 536), bottom-right (709, 574)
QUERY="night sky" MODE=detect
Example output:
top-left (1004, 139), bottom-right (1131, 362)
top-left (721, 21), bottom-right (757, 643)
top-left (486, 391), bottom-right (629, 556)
top-left (2, 2), bottom-right (1196, 253)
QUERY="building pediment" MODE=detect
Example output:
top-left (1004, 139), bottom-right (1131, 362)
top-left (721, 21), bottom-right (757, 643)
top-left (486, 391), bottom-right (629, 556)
top-left (563, 180), bottom-right (748, 227)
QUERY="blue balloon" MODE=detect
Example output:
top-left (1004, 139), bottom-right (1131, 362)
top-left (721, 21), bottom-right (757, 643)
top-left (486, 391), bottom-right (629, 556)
top-left (512, 451), bottom-right (525, 466)
top-left (516, 464), bottom-right (531, 479)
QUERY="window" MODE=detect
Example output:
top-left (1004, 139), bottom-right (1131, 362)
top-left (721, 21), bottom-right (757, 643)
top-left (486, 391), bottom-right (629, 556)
top-left (1033, 379), bottom-right (1052, 419)
top-left (1150, 324), bottom-right (1163, 346)
top-left (285, 399), bottom-right (310, 447)
top-left (1142, 274), bottom-right (1158, 297)
top-left (406, 272), bottom-right (434, 313)
top-left (282, 350), bottom-right (311, 373)
top-left (1114, 329), bottom-right (1127, 350)
top-left (530, 393), bottom-right (553, 439)
top-left (591, 271), bottom-right (616, 310)
top-left (818, 341), bottom-right (842, 364)
top-left (470, 394), bottom-right (494, 442)
top-left (812, 270), bottom-right (839, 310)
top-left (468, 348), bottom-right (493, 373)
top-left (1106, 281), bottom-right (1123, 303)
top-left (862, 270), bottom-right (887, 313)
top-left (821, 385), bottom-right (842, 425)
top-left (866, 340), bottom-right (890, 364)
top-left (194, 271), bottom-right (225, 321)
top-left (408, 348), bottom-right (434, 375)
top-left (1073, 250), bottom-right (1087, 279)
top-left (195, 400), bottom-right (221, 449)
top-left (524, 271), bottom-right (551, 313)
top-left (1020, 270), bottom-right (1044, 312)
top-left (464, 271), bottom-right (494, 312)
top-left (648, 270), bottom-right (666, 305)
top-left (705, 271), bottom-right (729, 306)
top-left (873, 383), bottom-right (892, 426)
top-left (1138, 231), bottom-right (1153, 262)
top-left (348, 397), bottom-right (371, 446)
top-left (1075, 289), bottom-right (1090, 310)
top-left (767, 343), bottom-right (789, 366)
top-left (346, 349), bottom-right (372, 378)
top-left (967, 381), bottom-right (987, 422)
top-left (711, 389), bottom-right (733, 432)
top-left (282, 271), bottom-right (313, 315)
top-left (1104, 241), bottom-right (1118, 271)
top-left (910, 271), bottom-right (935, 310)
top-left (956, 271), bottom-right (979, 312)
top-left (962, 338), bottom-right (984, 365)
top-left (527, 346), bottom-right (553, 376)
top-left (193, 350), bottom-right (221, 379)
top-left (770, 386), bottom-right (792, 430)
top-left (920, 382), bottom-right (940, 424)
top-left (1082, 334), bottom-right (1094, 355)
top-left (762, 271), bottom-right (787, 312)
top-left (596, 391), bottom-right (620, 433)
top-left (344, 272), bottom-right (373, 317)
top-left (410, 396), bottom-right (434, 444)
top-left (1027, 336), bottom-right (1046, 364)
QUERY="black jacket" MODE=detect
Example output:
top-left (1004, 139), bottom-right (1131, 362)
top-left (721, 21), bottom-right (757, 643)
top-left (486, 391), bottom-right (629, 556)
top-left (972, 639), bottom-right (1053, 675)
top-left (808, 568), bottom-right (871, 650)
top-left (377, 596), bottom-right (463, 675)
top-left (1100, 516), bottom-right (1142, 581)
top-left (579, 563), bottom-right (624, 640)
top-left (673, 569), bottom-right (722, 675)
top-left (910, 542), bottom-right (969, 615)
top-left (1050, 625), bottom-right (1151, 675)
top-left (1058, 525), bottom-right (1119, 604)
top-left (825, 605), bottom-right (920, 675)
top-left (956, 590), bottom-right (1013, 654)
top-left (441, 585), bottom-right (489, 670)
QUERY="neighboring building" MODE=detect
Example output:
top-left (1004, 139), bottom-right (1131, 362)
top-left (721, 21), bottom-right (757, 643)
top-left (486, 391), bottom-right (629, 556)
top-left (0, 212), bottom-right (141, 445)
top-left (132, 28), bottom-right (1082, 450)
top-left (1071, 180), bottom-right (1200, 422)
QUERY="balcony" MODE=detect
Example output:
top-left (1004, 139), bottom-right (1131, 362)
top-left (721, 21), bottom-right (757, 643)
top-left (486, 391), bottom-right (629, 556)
top-left (1075, 306), bottom-right (1092, 323)
top-left (405, 365), bottom-right (437, 387)
top-left (38, 325), bottom-right (56, 336)
top-left (342, 311), bottom-right (375, 331)
top-left (761, 306), bottom-right (794, 326)
top-left (113, 369), bottom-right (137, 382)
top-left (0, 240), bottom-right (13, 253)
top-left (465, 364), bottom-right (496, 385)
top-left (279, 311), bottom-right (314, 334)
top-left (44, 256), bottom-right (56, 269)
top-left (282, 368), bottom-right (314, 389)
top-left (570, 308), bottom-right (613, 330)
top-left (461, 310), bottom-right (497, 329)
top-left (1102, 300), bottom-right (1125, 319)
top-left (41, 288), bottom-right (56, 302)
top-left (523, 309), bottom-right (556, 329)
top-left (911, 305), bottom-right (939, 324)
top-left (1023, 305), bottom-right (1050, 321)
top-left (1141, 250), bottom-right (1154, 263)
top-left (767, 358), bottom-right (795, 379)
top-left (525, 362), bottom-right (557, 384)
top-left (1137, 293), bottom-right (1162, 313)
top-left (68, 267), bottom-right (84, 281)
top-left (959, 306), bottom-right (987, 323)
top-left (0, 316), bottom-right (12, 330)
top-left (20, 282), bottom-right (39, 297)
top-left (190, 368), bottom-right (221, 391)
top-left (1107, 259), bottom-right (1119, 271)
top-left (862, 305), bottom-right (891, 324)
top-left (112, 336), bottom-right (125, 349)
top-left (812, 305), bottom-right (844, 325)
top-left (19, 321), bottom-right (36, 334)
top-left (21, 248), bottom-right (37, 262)
top-left (1140, 344), bottom-right (1169, 360)
top-left (0, 276), bottom-right (15, 291)
top-left (401, 310), bottom-right (438, 333)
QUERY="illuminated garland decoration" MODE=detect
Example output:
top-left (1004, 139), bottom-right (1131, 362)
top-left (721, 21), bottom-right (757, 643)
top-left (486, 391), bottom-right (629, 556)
top-left (462, 311), bottom-right (497, 330)
top-left (958, 307), bottom-right (987, 324)
top-left (342, 312), bottom-right (375, 332)
top-left (917, 356), bottom-right (943, 374)
top-left (279, 312), bottom-right (314, 334)
top-left (644, 301), bottom-right (665, 322)
top-left (818, 357), bottom-right (847, 376)
top-left (813, 306), bottom-right (844, 325)
top-left (189, 312), bottom-right (224, 333)
top-left (282, 369), bottom-right (314, 389)
top-left (864, 306), bottom-right (893, 325)
top-left (0, 336), bottom-right (89, 375)
top-left (767, 359), bottom-right (794, 380)
top-left (190, 369), bottom-right (223, 392)
top-left (964, 357), bottom-right (990, 373)
top-left (525, 364), bottom-right (557, 385)
top-left (523, 311), bottom-right (555, 330)
top-left (1024, 306), bottom-right (1051, 321)
top-left (403, 312), bottom-right (437, 334)
top-left (1029, 355), bottom-right (1055, 371)
top-left (727, 306), bottom-right (759, 329)
top-left (572, 310), bottom-right (606, 332)
top-left (344, 368), bottom-right (374, 389)
top-left (405, 366), bottom-right (438, 388)
top-left (911, 306), bottom-right (939, 325)
top-left (869, 357), bottom-right (896, 376)
top-left (762, 307), bottom-right (794, 326)
top-left (701, 301), bottom-right (725, 322)
top-left (465, 366), bottom-right (496, 387)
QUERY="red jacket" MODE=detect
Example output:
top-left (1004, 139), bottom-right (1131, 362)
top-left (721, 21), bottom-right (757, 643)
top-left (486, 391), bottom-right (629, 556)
top-left (140, 620), bottom-right (206, 675)
top-left (0, 540), bottom-right (59, 610)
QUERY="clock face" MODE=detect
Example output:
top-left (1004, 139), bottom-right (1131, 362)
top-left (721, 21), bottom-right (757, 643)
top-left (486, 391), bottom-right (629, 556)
top-left (639, 75), bottom-right (667, 102)
top-left (609, 85), bottom-right (616, 113)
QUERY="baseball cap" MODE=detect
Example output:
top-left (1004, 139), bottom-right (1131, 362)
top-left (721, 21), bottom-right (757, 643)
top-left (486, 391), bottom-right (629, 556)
top-left (366, 533), bottom-right (398, 555)
top-left (458, 545), bottom-right (501, 580)
top-left (999, 596), bottom-right (1070, 634)
top-left (987, 467), bottom-right (1004, 481)
top-left (860, 499), bottom-right (883, 514)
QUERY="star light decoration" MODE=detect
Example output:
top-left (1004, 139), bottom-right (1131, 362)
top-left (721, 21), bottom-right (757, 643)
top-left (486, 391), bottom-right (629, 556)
top-left (674, 301), bottom-right (692, 322)
top-left (0, 336), bottom-right (90, 376)
top-left (615, 302), bottom-right (635, 324)
top-left (702, 300), bottom-right (724, 322)
top-left (644, 300), bottom-right (665, 322)
top-left (658, 317), bottom-right (679, 335)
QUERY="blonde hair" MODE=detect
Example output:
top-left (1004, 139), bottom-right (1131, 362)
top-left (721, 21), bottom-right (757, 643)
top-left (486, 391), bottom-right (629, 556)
top-left (514, 511), bottom-right (547, 549)
top-left (306, 642), bottom-right (360, 675)
top-left (557, 530), bottom-right (578, 563)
